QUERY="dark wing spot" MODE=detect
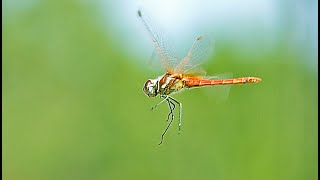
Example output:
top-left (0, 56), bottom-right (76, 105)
top-left (197, 36), bottom-right (203, 41)
top-left (137, 10), bottom-right (142, 17)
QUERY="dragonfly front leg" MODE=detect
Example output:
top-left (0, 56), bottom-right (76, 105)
top-left (151, 95), bottom-right (168, 110)
top-left (168, 96), bottom-right (182, 133)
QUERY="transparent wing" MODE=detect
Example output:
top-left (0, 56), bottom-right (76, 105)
top-left (174, 34), bottom-right (213, 74)
top-left (206, 72), bottom-right (233, 81)
top-left (182, 67), bottom-right (207, 78)
top-left (204, 73), bottom-right (233, 103)
top-left (138, 9), bottom-right (178, 73)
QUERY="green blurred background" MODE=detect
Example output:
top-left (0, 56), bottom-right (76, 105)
top-left (3, 1), bottom-right (318, 180)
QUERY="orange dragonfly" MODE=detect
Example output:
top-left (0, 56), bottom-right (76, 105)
top-left (138, 10), bottom-right (262, 145)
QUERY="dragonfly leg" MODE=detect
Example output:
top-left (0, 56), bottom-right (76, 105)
top-left (159, 98), bottom-right (175, 145)
top-left (166, 99), bottom-right (175, 122)
top-left (151, 95), bottom-right (168, 110)
top-left (168, 96), bottom-right (182, 134)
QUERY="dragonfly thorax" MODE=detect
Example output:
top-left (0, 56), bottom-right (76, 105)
top-left (143, 78), bottom-right (159, 97)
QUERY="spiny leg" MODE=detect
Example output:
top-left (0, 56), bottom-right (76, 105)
top-left (151, 95), bottom-right (168, 110)
top-left (165, 99), bottom-right (175, 122)
top-left (169, 100), bottom-right (175, 121)
top-left (159, 99), bottom-right (175, 145)
top-left (168, 96), bottom-right (182, 133)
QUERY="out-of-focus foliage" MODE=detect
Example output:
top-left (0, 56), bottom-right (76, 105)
top-left (3, 1), bottom-right (317, 180)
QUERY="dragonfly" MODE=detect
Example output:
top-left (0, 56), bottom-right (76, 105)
top-left (138, 9), bottom-right (262, 145)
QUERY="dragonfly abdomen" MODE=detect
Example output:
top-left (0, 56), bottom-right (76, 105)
top-left (185, 77), bottom-right (262, 87)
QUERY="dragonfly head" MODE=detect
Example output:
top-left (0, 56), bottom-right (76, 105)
top-left (143, 79), bottom-right (158, 97)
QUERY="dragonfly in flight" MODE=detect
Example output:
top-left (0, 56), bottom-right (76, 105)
top-left (138, 9), bottom-right (262, 145)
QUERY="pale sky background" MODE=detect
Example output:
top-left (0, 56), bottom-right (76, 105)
top-left (98, 0), bottom-right (317, 70)
top-left (4, 0), bottom-right (318, 70)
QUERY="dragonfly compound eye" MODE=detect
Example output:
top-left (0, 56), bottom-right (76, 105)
top-left (143, 79), bottom-right (158, 97)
